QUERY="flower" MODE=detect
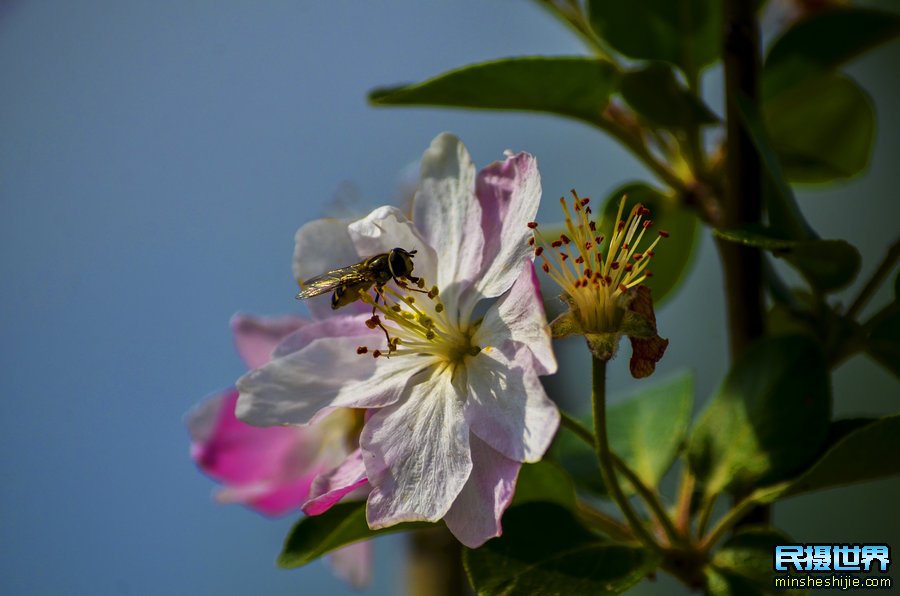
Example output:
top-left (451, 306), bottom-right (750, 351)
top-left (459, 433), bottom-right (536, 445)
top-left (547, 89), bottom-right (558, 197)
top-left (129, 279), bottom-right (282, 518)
top-left (531, 190), bottom-right (668, 377)
top-left (236, 133), bottom-right (559, 547)
top-left (186, 314), bottom-right (372, 587)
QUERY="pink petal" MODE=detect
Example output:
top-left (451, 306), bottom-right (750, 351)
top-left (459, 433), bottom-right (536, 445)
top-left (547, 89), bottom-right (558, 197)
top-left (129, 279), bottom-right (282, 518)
top-left (362, 367), bottom-right (473, 526)
top-left (329, 541), bottom-right (373, 589)
top-left (412, 133), bottom-right (484, 317)
top-left (464, 343), bottom-right (560, 463)
top-left (293, 217), bottom-right (370, 320)
top-left (230, 313), bottom-right (307, 369)
top-left (303, 448), bottom-right (370, 515)
top-left (443, 434), bottom-right (521, 548)
top-left (475, 261), bottom-right (557, 375)
top-left (472, 150), bottom-right (542, 300)
top-left (272, 313), bottom-right (374, 359)
top-left (187, 389), bottom-right (327, 516)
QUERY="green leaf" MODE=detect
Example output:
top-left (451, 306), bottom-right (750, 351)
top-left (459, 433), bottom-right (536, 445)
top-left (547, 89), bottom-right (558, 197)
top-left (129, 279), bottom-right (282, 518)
top-left (278, 501), bottom-right (431, 568)
top-left (369, 57), bottom-right (619, 128)
top-left (600, 183), bottom-right (700, 305)
top-left (688, 335), bottom-right (830, 497)
top-left (733, 94), bottom-right (813, 241)
top-left (464, 502), bottom-right (658, 595)
top-left (783, 414), bottom-right (900, 498)
top-left (588, 0), bottom-right (722, 74)
top-left (764, 73), bottom-right (875, 183)
top-left (714, 228), bottom-right (861, 293)
top-left (607, 371), bottom-right (693, 490)
top-left (708, 527), bottom-right (806, 596)
top-left (764, 7), bottom-right (900, 99)
top-left (511, 460), bottom-right (577, 509)
top-left (620, 62), bottom-right (719, 130)
top-left (553, 372), bottom-right (693, 497)
top-left (866, 301), bottom-right (900, 379)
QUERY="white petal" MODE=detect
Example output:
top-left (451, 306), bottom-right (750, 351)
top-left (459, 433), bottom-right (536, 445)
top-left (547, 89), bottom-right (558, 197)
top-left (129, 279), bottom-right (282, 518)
top-left (475, 262), bottom-right (557, 375)
top-left (347, 205), bottom-right (438, 286)
top-left (293, 217), bottom-right (368, 319)
top-left (272, 314), bottom-right (372, 359)
top-left (465, 343), bottom-right (560, 463)
top-left (413, 133), bottom-right (484, 315)
top-left (443, 434), bottom-right (521, 548)
top-left (362, 366), bottom-right (472, 526)
top-left (471, 151), bottom-right (542, 299)
top-left (236, 335), bottom-right (427, 426)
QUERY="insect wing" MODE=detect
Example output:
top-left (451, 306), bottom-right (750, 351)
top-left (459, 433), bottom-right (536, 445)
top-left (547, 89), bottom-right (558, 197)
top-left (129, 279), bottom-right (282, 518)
top-left (295, 264), bottom-right (370, 300)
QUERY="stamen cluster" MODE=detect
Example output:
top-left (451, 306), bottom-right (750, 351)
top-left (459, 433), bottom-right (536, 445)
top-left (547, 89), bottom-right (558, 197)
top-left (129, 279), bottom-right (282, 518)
top-left (528, 190), bottom-right (668, 333)
top-left (355, 279), bottom-right (480, 364)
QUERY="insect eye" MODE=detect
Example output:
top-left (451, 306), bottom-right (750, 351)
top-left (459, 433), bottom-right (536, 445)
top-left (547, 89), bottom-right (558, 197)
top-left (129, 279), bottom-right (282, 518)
top-left (389, 250), bottom-right (407, 276)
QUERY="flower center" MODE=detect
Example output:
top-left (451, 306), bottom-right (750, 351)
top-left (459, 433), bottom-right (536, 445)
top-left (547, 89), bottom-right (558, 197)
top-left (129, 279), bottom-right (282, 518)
top-left (529, 190), bottom-right (668, 332)
top-left (355, 280), bottom-right (481, 364)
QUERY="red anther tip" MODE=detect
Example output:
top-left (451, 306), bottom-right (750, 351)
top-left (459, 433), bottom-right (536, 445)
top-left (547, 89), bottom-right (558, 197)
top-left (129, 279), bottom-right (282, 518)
top-left (617, 221), bottom-right (626, 230)
top-left (560, 253), bottom-right (569, 261)
top-left (534, 246), bottom-right (544, 257)
top-left (356, 346), bottom-right (368, 354)
top-left (634, 253), bottom-right (643, 261)
top-left (585, 242), bottom-right (593, 250)
top-left (625, 264), bottom-right (634, 272)
top-left (584, 268), bottom-right (593, 278)
top-left (595, 236), bottom-right (603, 244)
top-left (622, 242), bottom-right (629, 250)
top-left (619, 283), bottom-right (628, 293)
top-left (647, 250), bottom-right (655, 257)
top-left (542, 263), bottom-right (550, 273)
top-left (585, 207), bottom-right (592, 215)
top-left (639, 206), bottom-right (650, 216)
top-left (551, 240), bottom-right (562, 248)
top-left (645, 271), bottom-right (653, 277)
top-left (610, 261), bottom-right (620, 270)
top-left (589, 221), bottom-right (597, 231)
top-left (527, 221), bottom-right (538, 229)
top-left (643, 220), bottom-right (652, 229)
top-left (659, 230), bottom-right (670, 238)
top-left (574, 256), bottom-right (584, 264)
top-left (560, 234), bottom-right (571, 244)
top-left (528, 237), bottom-right (535, 246)
top-left (580, 198), bottom-right (590, 206)
top-left (604, 275), bottom-right (612, 284)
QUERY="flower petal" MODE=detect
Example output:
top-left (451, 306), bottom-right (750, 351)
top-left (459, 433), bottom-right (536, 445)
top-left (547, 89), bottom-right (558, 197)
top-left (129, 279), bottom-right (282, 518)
top-left (303, 448), bottom-right (369, 515)
top-left (272, 314), bottom-right (373, 359)
top-left (187, 389), bottom-right (325, 516)
top-left (412, 133), bottom-right (484, 313)
top-left (362, 367), bottom-right (472, 526)
top-left (472, 150), bottom-right (542, 299)
top-left (347, 205), bottom-right (438, 287)
top-left (465, 343), bottom-right (560, 463)
top-left (236, 335), bottom-right (426, 426)
top-left (293, 217), bottom-right (369, 319)
top-left (475, 261), bottom-right (557, 375)
top-left (230, 313), bottom-right (307, 369)
top-left (443, 434), bottom-right (520, 548)
top-left (329, 541), bottom-right (373, 589)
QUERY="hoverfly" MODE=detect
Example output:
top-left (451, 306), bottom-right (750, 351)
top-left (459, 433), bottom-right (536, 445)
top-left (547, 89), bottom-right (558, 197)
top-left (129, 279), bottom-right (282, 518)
top-left (296, 247), bottom-right (420, 310)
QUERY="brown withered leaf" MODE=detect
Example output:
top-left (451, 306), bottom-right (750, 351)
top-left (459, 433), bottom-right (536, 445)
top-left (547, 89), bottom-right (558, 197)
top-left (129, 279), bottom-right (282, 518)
top-left (626, 286), bottom-right (668, 378)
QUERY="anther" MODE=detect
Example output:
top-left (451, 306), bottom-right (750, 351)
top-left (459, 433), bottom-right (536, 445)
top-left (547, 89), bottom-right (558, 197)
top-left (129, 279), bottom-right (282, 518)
top-left (527, 222), bottom-right (538, 229)
top-left (372, 350), bottom-right (382, 358)
top-left (659, 230), bottom-right (670, 238)
top-left (639, 206), bottom-right (651, 216)
top-left (622, 242), bottom-right (629, 250)
top-left (619, 283), bottom-right (628, 293)
top-left (585, 242), bottom-right (593, 250)
top-left (425, 330), bottom-right (435, 340)
top-left (417, 278), bottom-right (425, 289)
top-left (611, 261), bottom-right (620, 270)
top-left (534, 246), bottom-right (544, 257)
top-left (560, 253), bottom-right (569, 261)
top-left (357, 346), bottom-right (368, 354)
top-left (647, 250), bottom-right (655, 257)
top-left (634, 253), bottom-right (643, 261)
top-left (617, 221), bottom-right (626, 231)
top-left (551, 240), bottom-right (562, 248)
top-left (560, 234), bottom-right (571, 244)
top-left (625, 264), bottom-right (634, 272)
top-left (435, 303), bottom-right (444, 313)
top-left (542, 263), bottom-right (550, 273)
top-left (365, 316), bottom-right (380, 329)
top-left (405, 296), bottom-right (415, 304)
top-left (528, 237), bottom-right (535, 246)
top-left (575, 256), bottom-right (584, 264)
top-left (589, 221), bottom-right (597, 231)
top-left (643, 220), bottom-right (652, 229)
top-left (580, 198), bottom-right (590, 206)
top-left (645, 271), bottom-right (653, 277)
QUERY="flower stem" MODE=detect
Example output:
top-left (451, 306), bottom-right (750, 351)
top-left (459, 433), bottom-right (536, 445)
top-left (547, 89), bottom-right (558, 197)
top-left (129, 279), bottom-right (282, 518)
top-left (560, 410), bottom-right (682, 546)
top-left (846, 237), bottom-right (900, 321)
top-left (591, 356), bottom-right (661, 553)
top-left (407, 527), bottom-right (467, 596)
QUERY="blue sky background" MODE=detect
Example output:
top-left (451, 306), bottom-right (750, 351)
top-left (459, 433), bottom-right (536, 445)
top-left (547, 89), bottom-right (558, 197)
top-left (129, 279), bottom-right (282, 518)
top-left (1, 2), bottom-right (897, 594)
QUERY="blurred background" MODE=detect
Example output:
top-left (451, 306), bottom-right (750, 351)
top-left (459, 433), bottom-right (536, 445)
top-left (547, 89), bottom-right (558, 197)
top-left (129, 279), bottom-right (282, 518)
top-left (1, 1), bottom-right (897, 594)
